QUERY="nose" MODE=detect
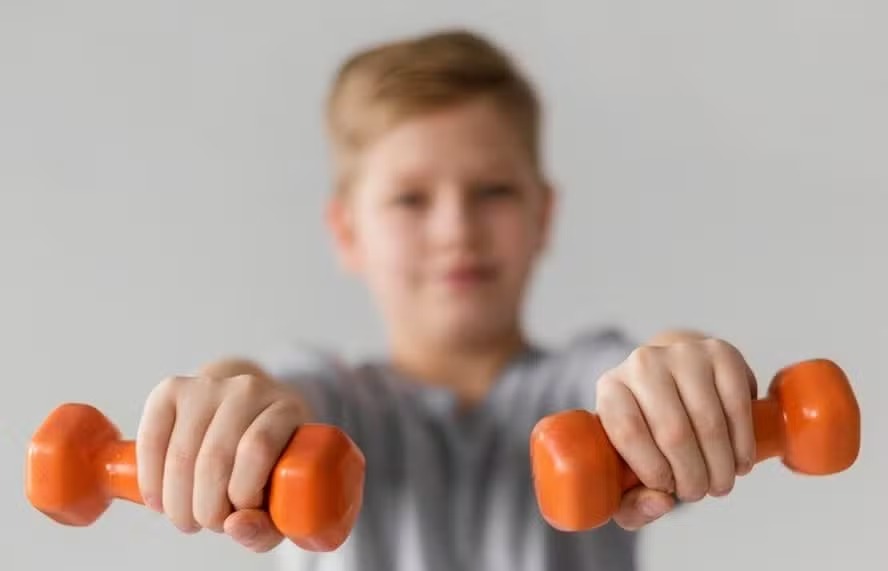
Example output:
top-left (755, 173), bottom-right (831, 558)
top-left (428, 188), bottom-right (480, 249)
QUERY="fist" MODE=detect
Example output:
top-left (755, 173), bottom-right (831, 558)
top-left (596, 337), bottom-right (757, 530)
top-left (136, 360), bottom-right (308, 551)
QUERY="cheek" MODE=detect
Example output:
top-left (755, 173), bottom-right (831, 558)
top-left (361, 216), bottom-right (424, 283)
top-left (490, 211), bottom-right (542, 267)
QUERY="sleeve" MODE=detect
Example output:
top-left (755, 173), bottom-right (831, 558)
top-left (547, 327), bottom-right (639, 413)
top-left (251, 341), bottom-right (356, 428)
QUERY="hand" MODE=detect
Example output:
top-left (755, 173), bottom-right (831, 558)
top-left (595, 337), bottom-right (757, 530)
top-left (136, 360), bottom-right (308, 552)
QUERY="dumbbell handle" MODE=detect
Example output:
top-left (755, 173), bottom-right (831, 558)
top-left (93, 441), bottom-right (142, 506)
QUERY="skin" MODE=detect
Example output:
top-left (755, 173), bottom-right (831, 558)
top-left (135, 96), bottom-right (757, 551)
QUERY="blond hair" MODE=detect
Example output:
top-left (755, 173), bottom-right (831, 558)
top-left (325, 28), bottom-right (543, 193)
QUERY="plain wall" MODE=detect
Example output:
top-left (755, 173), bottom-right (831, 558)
top-left (2, 1), bottom-right (885, 569)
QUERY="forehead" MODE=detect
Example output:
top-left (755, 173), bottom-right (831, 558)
top-left (359, 98), bottom-right (535, 180)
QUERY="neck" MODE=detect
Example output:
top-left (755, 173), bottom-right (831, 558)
top-left (388, 323), bottom-right (530, 408)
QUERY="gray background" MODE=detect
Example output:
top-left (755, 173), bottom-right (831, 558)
top-left (2, 1), bottom-right (885, 569)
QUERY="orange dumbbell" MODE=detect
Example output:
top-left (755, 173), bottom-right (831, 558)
top-left (530, 358), bottom-right (861, 532)
top-left (25, 403), bottom-right (365, 552)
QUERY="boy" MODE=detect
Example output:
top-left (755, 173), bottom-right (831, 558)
top-left (135, 29), bottom-right (758, 570)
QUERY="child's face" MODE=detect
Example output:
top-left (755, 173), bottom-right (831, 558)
top-left (327, 97), bottom-right (554, 347)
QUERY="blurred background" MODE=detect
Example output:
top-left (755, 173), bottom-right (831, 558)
top-left (2, 1), bottom-right (885, 569)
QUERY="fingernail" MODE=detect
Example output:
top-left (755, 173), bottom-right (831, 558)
top-left (641, 497), bottom-right (669, 519)
top-left (143, 494), bottom-right (162, 513)
top-left (173, 523), bottom-right (200, 535)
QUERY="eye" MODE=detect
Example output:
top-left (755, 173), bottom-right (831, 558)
top-left (391, 190), bottom-right (428, 209)
top-left (475, 183), bottom-right (517, 200)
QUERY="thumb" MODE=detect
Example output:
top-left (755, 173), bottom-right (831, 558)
top-left (224, 508), bottom-right (284, 553)
top-left (612, 487), bottom-right (676, 531)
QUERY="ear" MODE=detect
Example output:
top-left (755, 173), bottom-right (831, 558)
top-left (325, 194), bottom-right (363, 274)
top-left (536, 180), bottom-right (557, 254)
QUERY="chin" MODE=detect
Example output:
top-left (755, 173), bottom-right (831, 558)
top-left (430, 311), bottom-right (516, 347)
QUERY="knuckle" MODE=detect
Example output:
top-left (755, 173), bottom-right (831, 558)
top-left (168, 446), bottom-right (197, 470)
top-left (627, 345), bottom-right (657, 370)
top-left (196, 446), bottom-right (233, 482)
top-left (231, 373), bottom-right (268, 397)
top-left (694, 412), bottom-right (726, 441)
top-left (641, 463), bottom-right (674, 493)
top-left (157, 375), bottom-right (191, 395)
top-left (595, 370), bottom-right (622, 399)
top-left (159, 375), bottom-right (186, 389)
top-left (195, 373), bottom-right (225, 389)
top-left (666, 343), bottom-right (714, 380)
top-left (193, 372), bottom-right (243, 396)
top-left (658, 419), bottom-right (694, 450)
top-left (678, 474), bottom-right (709, 502)
top-left (668, 340), bottom-right (702, 359)
top-left (725, 396), bottom-right (752, 422)
top-left (281, 393), bottom-right (309, 419)
top-left (605, 412), bottom-right (648, 448)
top-left (703, 337), bottom-right (739, 361)
top-left (238, 430), bottom-right (280, 467)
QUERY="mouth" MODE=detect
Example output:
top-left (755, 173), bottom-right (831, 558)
top-left (441, 263), bottom-right (498, 288)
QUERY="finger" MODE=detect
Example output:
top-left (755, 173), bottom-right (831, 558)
top-left (705, 340), bottom-right (757, 475)
top-left (228, 399), bottom-right (304, 510)
top-left (163, 393), bottom-right (218, 533)
top-left (622, 349), bottom-right (709, 502)
top-left (612, 487), bottom-right (676, 531)
top-left (597, 373), bottom-right (674, 493)
top-left (193, 390), bottom-right (274, 532)
top-left (224, 509), bottom-right (284, 553)
top-left (136, 378), bottom-right (182, 513)
top-left (670, 347), bottom-right (736, 497)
